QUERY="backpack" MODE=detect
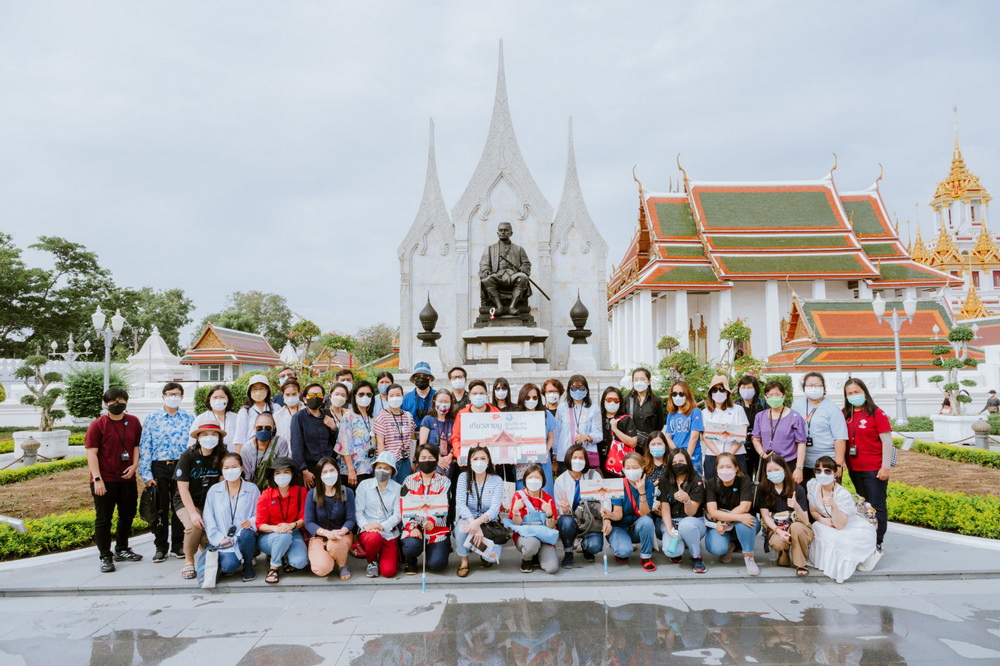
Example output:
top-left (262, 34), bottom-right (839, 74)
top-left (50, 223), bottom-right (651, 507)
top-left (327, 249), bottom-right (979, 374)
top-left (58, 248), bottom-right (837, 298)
top-left (573, 500), bottom-right (604, 534)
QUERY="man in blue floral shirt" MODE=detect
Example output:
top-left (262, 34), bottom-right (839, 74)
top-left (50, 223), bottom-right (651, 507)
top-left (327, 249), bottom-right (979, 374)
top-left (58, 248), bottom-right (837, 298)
top-left (139, 382), bottom-right (194, 562)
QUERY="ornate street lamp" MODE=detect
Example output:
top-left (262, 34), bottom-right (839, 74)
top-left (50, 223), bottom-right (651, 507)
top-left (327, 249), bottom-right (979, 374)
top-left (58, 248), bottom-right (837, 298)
top-left (92, 306), bottom-right (127, 394)
top-left (873, 294), bottom-right (916, 426)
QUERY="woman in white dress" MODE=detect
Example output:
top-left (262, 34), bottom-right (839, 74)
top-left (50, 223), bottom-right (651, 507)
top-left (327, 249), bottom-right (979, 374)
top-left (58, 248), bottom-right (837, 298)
top-left (807, 455), bottom-right (878, 583)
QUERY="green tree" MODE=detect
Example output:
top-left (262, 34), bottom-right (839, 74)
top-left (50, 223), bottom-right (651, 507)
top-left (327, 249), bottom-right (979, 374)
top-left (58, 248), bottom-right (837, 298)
top-left (104, 286), bottom-right (195, 360)
top-left (353, 323), bottom-right (398, 366)
top-left (929, 325), bottom-right (978, 416)
top-left (288, 319), bottom-right (321, 359)
top-left (192, 291), bottom-right (292, 351)
top-left (63, 366), bottom-right (130, 419)
top-left (15, 355), bottom-right (65, 431)
top-left (656, 336), bottom-right (714, 402)
top-left (718, 318), bottom-right (753, 376)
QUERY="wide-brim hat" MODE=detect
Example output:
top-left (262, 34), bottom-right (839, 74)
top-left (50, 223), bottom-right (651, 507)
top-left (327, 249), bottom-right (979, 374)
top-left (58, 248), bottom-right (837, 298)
top-left (191, 422), bottom-right (227, 439)
top-left (410, 361), bottom-right (434, 382)
top-left (374, 450), bottom-right (397, 473)
top-left (709, 375), bottom-right (731, 392)
top-left (247, 374), bottom-right (271, 397)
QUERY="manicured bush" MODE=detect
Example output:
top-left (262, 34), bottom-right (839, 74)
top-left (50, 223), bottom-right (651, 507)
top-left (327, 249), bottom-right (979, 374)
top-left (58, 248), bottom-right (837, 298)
top-left (891, 416), bottom-right (933, 432)
top-left (0, 383), bottom-right (5, 404)
top-left (892, 438), bottom-right (1000, 470)
top-left (0, 442), bottom-right (11, 455)
top-left (63, 366), bottom-right (129, 419)
top-left (70, 434), bottom-right (85, 446)
top-left (0, 511), bottom-right (148, 560)
top-left (0, 457), bottom-right (90, 487)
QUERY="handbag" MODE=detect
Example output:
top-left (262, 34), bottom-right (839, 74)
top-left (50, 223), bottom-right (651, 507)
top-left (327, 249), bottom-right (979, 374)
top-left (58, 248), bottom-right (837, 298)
top-left (480, 518), bottom-right (511, 545)
top-left (139, 484), bottom-right (160, 528)
top-left (853, 494), bottom-right (878, 526)
top-left (196, 545), bottom-right (219, 589)
top-left (573, 500), bottom-right (604, 534)
top-left (604, 416), bottom-right (634, 476)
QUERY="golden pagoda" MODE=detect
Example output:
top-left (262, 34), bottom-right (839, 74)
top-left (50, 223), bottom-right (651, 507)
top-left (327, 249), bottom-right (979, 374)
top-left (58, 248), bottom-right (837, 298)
top-left (932, 132), bottom-right (992, 206)
top-left (911, 226), bottom-right (931, 265)
top-left (959, 281), bottom-right (990, 319)
top-left (971, 221), bottom-right (1000, 264)
top-left (930, 219), bottom-right (963, 266)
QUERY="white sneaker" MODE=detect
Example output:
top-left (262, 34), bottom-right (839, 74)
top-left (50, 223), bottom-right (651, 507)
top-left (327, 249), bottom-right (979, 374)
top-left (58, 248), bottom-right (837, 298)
top-left (857, 548), bottom-right (883, 572)
top-left (366, 562), bottom-right (380, 578)
top-left (744, 555), bottom-right (760, 576)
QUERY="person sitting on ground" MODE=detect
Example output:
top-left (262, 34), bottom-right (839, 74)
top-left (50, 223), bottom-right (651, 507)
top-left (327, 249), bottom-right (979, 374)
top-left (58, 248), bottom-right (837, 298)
top-left (704, 452), bottom-right (761, 576)
top-left (203, 453), bottom-right (260, 582)
top-left (758, 453), bottom-right (812, 577)
top-left (304, 457), bottom-right (355, 581)
top-left (400, 444), bottom-right (452, 575)
top-left (256, 456), bottom-right (309, 584)
top-left (603, 452), bottom-right (658, 572)
top-left (454, 445), bottom-right (505, 578)
top-left (553, 444), bottom-right (605, 569)
top-left (175, 423), bottom-right (226, 580)
top-left (658, 447), bottom-right (708, 573)
top-left (354, 451), bottom-right (403, 579)
top-left (510, 465), bottom-right (559, 574)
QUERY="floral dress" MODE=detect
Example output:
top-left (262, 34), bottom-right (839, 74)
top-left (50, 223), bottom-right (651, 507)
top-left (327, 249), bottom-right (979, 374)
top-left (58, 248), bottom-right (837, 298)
top-left (335, 410), bottom-right (376, 476)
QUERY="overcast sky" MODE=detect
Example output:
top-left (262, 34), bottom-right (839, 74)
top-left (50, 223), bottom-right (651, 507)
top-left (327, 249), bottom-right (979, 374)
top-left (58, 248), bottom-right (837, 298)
top-left (2, 2), bottom-right (997, 346)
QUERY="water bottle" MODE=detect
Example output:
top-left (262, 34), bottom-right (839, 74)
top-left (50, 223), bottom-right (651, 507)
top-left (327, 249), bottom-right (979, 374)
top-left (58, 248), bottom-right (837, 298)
top-left (666, 532), bottom-right (681, 557)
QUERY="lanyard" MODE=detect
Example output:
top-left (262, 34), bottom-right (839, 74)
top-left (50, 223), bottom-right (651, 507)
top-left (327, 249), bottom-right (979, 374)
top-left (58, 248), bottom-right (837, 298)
top-left (389, 411), bottom-right (406, 446)
top-left (276, 489), bottom-right (296, 523)
top-left (228, 484), bottom-right (241, 528)
top-left (767, 408), bottom-right (785, 445)
top-left (376, 486), bottom-right (391, 518)
top-left (624, 479), bottom-right (641, 517)
top-left (473, 477), bottom-right (487, 514)
top-left (573, 479), bottom-right (581, 509)
top-left (804, 402), bottom-right (818, 435)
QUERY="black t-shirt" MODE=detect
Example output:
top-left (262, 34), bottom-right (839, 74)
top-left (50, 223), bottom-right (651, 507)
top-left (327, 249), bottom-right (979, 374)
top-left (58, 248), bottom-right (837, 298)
top-left (600, 414), bottom-right (637, 457)
top-left (706, 476), bottom-right (754, 513)
top-left (174, 445), bottom-right (224, 509)
top-left (658, 474), bottom-right (706, 519)
top-left (761, 484), bottom-right (808, 517)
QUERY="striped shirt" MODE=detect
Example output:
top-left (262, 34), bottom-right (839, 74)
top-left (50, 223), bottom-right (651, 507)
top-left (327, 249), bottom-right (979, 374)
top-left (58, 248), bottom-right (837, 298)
top-left (455, 472), bottom-right (504, 522)
top-left (372, 409), bottom-right (416, 462)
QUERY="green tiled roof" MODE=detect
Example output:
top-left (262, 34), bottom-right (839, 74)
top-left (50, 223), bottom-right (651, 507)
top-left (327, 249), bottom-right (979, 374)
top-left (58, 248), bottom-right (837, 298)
top-left (841, 200), bottom-right (886, 236)
top-left (698, 191), bottom-right (841, 229)
top-left (718, 254), bottom-right (871, 276)
top-left (862, 242), bottom-right (906, 258)
top-left (653, 202), bottom-right (698, 237)
top-left (877, 263), bottom-right (946, 282)
top-left (660, 245), bottom-right (707, 257)
top-left (651, 265), bottom-right (723, 284)
top-left (710, 235), bottom-right (851, 249)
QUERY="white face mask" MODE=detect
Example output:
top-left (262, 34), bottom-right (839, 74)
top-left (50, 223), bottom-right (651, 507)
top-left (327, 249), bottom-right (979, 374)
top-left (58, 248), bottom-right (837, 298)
top-left (284, 395), bottom-right (300, 407)
top-left (471, 460), bottom-right (488, 474)
top-left (470, 394), bottom-right (488, 408)
top-left (163, 395), bottom-right (182, 409)
top-left (355, 395), bottom-right (372, 408)
top-left (330, 394), bottom-right (347, 408)
top-left (739, 388), bottom-right (756, 401)
top-left (273, 473), bottom-right (292, 488)
top-left (495, 389), bottom-right (509, 400)
top-left (717, 468), bottom-right (737, 482)
top-left (210, 399), bottom-right (229, 412)
top-left (451, 378), bottom-right (466, 391)
top-left (633, 380), bottom-right (649, 393)
top-left (222, 467), bottom-right (242, 482)
top-left (387, 396), bottom-right (404, 409)
top-left (816, 471), bottom-right (836, 486)
top-left (321, 472), bottom-right (339, 486)
top-left (545, 392), bottom-right (560, 405)
top-left (523, 398), bottom-right (539, 410)
top-left (604, 400), bottom-right (619, 413)
top-left (199, 435), bottom-right (219, 450)
top-left (525, 478), bottom-right (543, 492)
top-left (623, 468), bottom-right (642, 482)
top-left (279, 375), bottom-right (293, 385)
top-left (712, 391), bottom-right (728, 404)
top-left (570, 459), bottom-right (586, 473)
top-left (804, 386), bottom-right (825, 400)
top-left (672, 395), bottom-right (687, 407)
top-left (341, 382), bottom-right (353, 393)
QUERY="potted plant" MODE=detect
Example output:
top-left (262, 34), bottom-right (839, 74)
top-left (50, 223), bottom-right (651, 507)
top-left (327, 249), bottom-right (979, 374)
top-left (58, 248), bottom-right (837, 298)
top-left (12, 354), bottom-right (71, 459)
top-left (929, 325), bottom-right (982, 444)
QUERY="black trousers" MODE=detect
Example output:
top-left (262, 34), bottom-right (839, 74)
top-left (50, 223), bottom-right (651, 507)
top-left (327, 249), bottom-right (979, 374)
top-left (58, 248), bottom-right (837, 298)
top-left (849, 469), bottom-right (889, 546)
top-left (92, 480), bottom-right (138, 559)
top-left (151, 460), bottom-right (183, 553)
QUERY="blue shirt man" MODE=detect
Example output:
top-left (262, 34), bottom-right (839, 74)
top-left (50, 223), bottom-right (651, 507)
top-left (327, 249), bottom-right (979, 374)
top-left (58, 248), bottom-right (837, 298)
top-left (401, 361), bottom-right (436, 423)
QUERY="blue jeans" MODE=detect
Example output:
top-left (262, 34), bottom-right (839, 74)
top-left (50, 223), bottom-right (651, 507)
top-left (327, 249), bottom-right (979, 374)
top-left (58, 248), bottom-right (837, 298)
top-left (664, 516), bottom-right (707, 559)
top-left (218, 530), bottom-right (257, 575)
top-left (849, 469), bottom-right (888, 546)
top-left (556, 515), bottom-right (604, 555)
top-left (401, 537), bottom-right (451, 571)
top-left (705, 518), bottom-right (760, 556)
top-left (393, 458), bottom-right (412, 485)
top-left (703, 454), bottom-right (746, 482)
top-left (608, 515), bottom-right (655, 559)
top-left (258, 531), bottom-right (309, 569)
top-left (515, 461), bottom-right (554, 498)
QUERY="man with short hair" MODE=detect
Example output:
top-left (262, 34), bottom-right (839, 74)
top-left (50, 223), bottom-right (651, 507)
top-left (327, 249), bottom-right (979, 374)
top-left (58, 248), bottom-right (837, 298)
top-left (86, 388), bottom-right (143, 573)
top-left (139, 382), bottom-right (194, 562)
top-left (402, 361), bottom-right (436, 423)
top-left (273, 367), bottom-right (298, 407)
top-left (448, 366), bottom-right (470, 409)
top-left (979, 390), bottom-right (1000, 415)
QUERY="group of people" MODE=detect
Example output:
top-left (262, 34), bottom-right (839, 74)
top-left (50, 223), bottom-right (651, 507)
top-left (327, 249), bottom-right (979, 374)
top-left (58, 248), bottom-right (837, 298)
top-left (83, 364), bottom-right (890, 584)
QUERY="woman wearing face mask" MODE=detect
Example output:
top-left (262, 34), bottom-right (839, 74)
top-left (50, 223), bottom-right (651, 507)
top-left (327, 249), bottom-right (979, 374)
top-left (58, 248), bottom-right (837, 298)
top-left (240, 412), bottom-right (291, 489)
top-left (705, 452), bottom-right (761, 575)
top-left (373, 383), bottom-right (417, 484)
top-left (450, 380), bottom-right (500, 466)
top-left (658, 447), bottom-right (708, 573)
top-left (555, 375), bottom-right (603, 472)
top-left (454, 446), bottom-right (504, 577)
top-left (273, 380), bottom-right (303, 447)
top-left (233, 375), bottom-right (274, 454)
top-left (355, 451), bottom-right (403, 578)
top-left (542, 379), bottom-right (565, 472)
top-left (256, 457), bottom-right (309, 584)
top-left (791, 372), bottom-right (848, 486)
top-left (735, 376), bottom-right (766, 478)
top-left (807, 455), bottom-right (878, 583)
top-left (553, 444), bottom-right (605, 568)
top-left (490, 377), bottom-right (514, 412)
top-left (626, 367), bottom-right (665, 455)
top-left (643, 431), bottom-right (670, 487)
top-left (752, 381), bottom-right (808, 485)
top-left (515, 383), bottom-right (557, 496)
top-left (758, 453), bottom-right (812, 577)
top-left (189, 385), bottom-right (237, 451)
top-left (336, 381), bottom-right (378, 488)
top-left (304, 457), bottom-right (355, 581)
top-left (401, 444), bottom-right (452, 575)
top-left (373, 371), bottom-right (395, 417)
top-left (604, 452), bottom-right (658, 571)
top-left (842, 378), bottom-right (892, 553)
top-left (290, 383), bottom-right (337, 489)
top-left (419, 389), bottom-right (456, 473)
top-left (323, 382), bottom-right (350, 448)
top-left (175, 423), bottom-right (227, 580)
top-left (600, 386), bottom-right (637, 477)
top-left (510, 465), bottom-right (559, 574)
top-left (701, 375), bottom-right (750, 481)
top-left (664, 382), bottom-right (704, 477)
top-left (203, 453), bottom-right (260, 582)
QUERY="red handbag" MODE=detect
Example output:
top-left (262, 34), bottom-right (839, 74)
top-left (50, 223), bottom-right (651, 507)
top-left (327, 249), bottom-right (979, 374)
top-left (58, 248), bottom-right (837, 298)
top-left (604, 416), bottom-right (633, 476)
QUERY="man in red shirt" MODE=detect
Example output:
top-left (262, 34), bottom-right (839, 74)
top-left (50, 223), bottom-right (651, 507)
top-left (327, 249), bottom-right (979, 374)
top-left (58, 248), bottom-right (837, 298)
top-left (85, 388), bottom-right (143, 572)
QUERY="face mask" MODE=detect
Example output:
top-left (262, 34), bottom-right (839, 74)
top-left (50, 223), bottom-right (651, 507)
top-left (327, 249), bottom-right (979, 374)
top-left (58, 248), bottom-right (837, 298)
top-left (199, 435), bottom-right (219, 450)
top-left (250, 388), bottom-right (268, 402)
top-left (717, 468), bottom-right (737, 482)
top-left (712, 391), bottom-right (728, 404)
top-left (471, 460), bottom-right (488, 474)
top-left (273, 473), bottom-right (292, 488)
top-left (321, 472), bottom-right (339, 486)
top-left (374, 469), bottom-right (391, 483)
top-left (671, 463), bottom-right (689, 475)
top-left (570, 388), bottom-right (587, 401)
top-left (330, 395), bottom-right (347, 408)
top-left (279, 375), bottom-right (291, 385)
top-left (495, 389), bottom-right (508, 400)
top-left (766, 396), bottom-right (785, 409)
top-left (413, 377), bottom-right (430, 390)
top-left (284, 395), bottom-right (300, 407)
top-left (570, 459), bottom-right (586, 472)
top-left (604, 400), bottom-right (619, 413)
top-left (649, 445), bottom-right (666, 459)
top-left (672, 395), bottom-right (687, 407)
top-left (255, 429), bottom-right (274, 442)
top-left (816, 471), bottom-right (836, 485)
top-left (470, 394), bottom-right (488, 408)
top-left (107, 403), bottom-right (127, 416)
top-left (847, 394), bottom-right (866, 407)
top-left (341, 381), bottom-right (353, 393)
top-left (163, 396), bottom-right (182, 409)
top-left (222, 467), bottom-right (242, 482)
top-left (306, 397), bottom-right (324, 410)
top-left (545, 393), bottom-right (560, 405)
top-left (387, 396), bottom-right (404, 409)
top-left (803, 386), bottom-right (824, 400)
top-left (210, 399), bottom-right (228, 412)
top-left (378, 383), bottom-right (389, 395)
top-left (451, 379), bottom-right (466, 391)
top-left (766, 470), bottom-right (785, 484)
top-left (523, 398), bottom-right (539, 410)
top-left (417, 460), bottom-right (437, 474)
top-left (623, 468), bottom-right (642, 482)
top-left (355, 395), bottom-right (372, 408)
top-left (525, 478), bottom-right (543, 492)
top-left (435, 402), bottom-right (450, 415)
top-left (739, 388), bottom-right (756, 401)
top-left (633, 380), bottom-right (649, 393)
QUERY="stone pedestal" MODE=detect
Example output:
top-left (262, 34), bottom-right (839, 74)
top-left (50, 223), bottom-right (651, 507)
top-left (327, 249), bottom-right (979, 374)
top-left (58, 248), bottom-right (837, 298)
top-left (411, 345), bottom-right (444, 379)
top-left (462, 327), bottom-right (550, 373)
top-left (568, 343), bottom-right (598, 372)
top-left (13, 429), bottom-right (71, 460)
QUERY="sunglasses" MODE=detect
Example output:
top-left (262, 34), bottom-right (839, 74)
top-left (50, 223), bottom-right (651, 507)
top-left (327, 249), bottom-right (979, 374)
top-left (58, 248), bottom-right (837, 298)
top-left (255, 426), bottom-right (275, 432)
top-left (670, 392), bottom-right (686, 398)
top-left (813, 468), bottom-right (835, 474)
top-left (605, 398), bottom-right (620, 404)
top-left (306, 392), bottom-right (323, 398)
top-left (356, 392), bottom-right (373, 398)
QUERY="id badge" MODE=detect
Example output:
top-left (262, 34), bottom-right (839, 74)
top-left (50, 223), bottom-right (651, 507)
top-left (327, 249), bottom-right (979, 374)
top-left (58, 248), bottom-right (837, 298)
top-left (848, 444), bottom-right (858, 457)
top-left (120, 451), bottom-right (130, 462)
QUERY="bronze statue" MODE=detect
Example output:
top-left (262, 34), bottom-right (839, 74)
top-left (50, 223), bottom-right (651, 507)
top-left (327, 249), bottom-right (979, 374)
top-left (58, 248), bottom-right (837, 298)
top-left (479, 222), bottom-right (532, 317)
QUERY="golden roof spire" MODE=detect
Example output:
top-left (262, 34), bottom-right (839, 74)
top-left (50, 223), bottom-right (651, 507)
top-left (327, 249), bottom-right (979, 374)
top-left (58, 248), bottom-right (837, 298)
top-left (971, 221), bottom-right (1000, 263)
top-left (959, 280), bottom-right (990, 319)
top-left (930, 218), bottom-right (963, 266)
top-left (911, 225), bottom-right (931, 264)
top-left (933, 108), bottom-right (992, 205)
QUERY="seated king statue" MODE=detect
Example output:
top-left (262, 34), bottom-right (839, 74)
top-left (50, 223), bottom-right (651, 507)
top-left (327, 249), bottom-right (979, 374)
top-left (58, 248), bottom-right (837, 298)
top-left (479, 221), bottom-right (532, 318)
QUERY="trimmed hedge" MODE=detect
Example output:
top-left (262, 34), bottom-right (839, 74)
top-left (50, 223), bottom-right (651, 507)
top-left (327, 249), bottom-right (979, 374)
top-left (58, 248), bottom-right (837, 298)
top-left (893, 438), bottom-right (1000, 470)
top-left (0, 435), bottom-right (85, 455)
top-left (891, 416), bottom-right (933, 432)
top-left (0, 511), bottom-right (148, 560)
top-left (0, 456), bottom-right (90, 487)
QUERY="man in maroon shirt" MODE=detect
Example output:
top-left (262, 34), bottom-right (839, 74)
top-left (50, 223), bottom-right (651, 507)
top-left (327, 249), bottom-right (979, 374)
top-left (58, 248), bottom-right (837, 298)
top-left (85, 388), bottom-right (143, 572)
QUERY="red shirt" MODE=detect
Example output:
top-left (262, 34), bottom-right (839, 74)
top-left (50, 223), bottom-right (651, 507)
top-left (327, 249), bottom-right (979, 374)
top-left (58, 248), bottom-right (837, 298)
top-left (508, 488), bottom-right (555, 546)
top-left (844, 407), bottom-right (890, 472)
top-left (84, 414), bottom-right (142, 483)
top-left (256, 486), bottom-right (307, 533)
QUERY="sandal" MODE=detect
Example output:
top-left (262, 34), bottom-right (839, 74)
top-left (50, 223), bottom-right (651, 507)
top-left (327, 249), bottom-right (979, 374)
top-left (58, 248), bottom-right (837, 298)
top-left (796, 566), bottom-right (809, 577)
top-left (266, 567), bottom-right (280, 584)
top-left (480, 557), bottom-right (493, 568)
top-left (181, 564), bottom-right (196, 580)
top-left (283, 563), bottom-right (297, 573)
top-left (339, 566), bottom-right (351, 581)
top-left (457, 565), bottom-right (470, 578)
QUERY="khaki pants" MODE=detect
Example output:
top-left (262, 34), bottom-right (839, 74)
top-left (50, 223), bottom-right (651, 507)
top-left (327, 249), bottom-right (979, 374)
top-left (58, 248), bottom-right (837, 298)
top-left (175, 505), bottom-right (207, 564)
top-left (308, 535), bottom-right (353, 577)
top-left (769, 521), bottom-right (814, 568)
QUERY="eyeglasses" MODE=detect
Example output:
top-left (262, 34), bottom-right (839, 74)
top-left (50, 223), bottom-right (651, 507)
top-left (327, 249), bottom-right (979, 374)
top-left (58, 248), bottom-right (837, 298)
top-left (670, 392), bottom-right (686, 398)
top-left (813, 468), bottom-right (835, 474)
top-left (255, 426), bottom-right (275, 432)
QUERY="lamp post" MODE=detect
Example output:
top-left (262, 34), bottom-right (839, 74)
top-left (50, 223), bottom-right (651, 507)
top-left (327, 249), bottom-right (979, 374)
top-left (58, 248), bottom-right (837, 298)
top-left (872, 293), bottom-right (917, 426)
top-left (91, 306), bottom-right (127, 394)
top-left (49, 335), bottom-right (92, 364)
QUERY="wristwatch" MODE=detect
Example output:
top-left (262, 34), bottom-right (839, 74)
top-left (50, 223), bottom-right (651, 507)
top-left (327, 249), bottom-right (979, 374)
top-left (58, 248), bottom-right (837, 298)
top-left (94, 477), bottom-right (102, 482)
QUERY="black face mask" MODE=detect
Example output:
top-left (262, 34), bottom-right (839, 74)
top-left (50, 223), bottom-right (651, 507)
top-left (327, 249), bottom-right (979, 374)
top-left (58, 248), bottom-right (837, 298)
top-left (671, 463), bottom-right (689, 476)
top-left (107, 403), bottom-right (127, 416)
top-left (417, 460), bottom-right (437, 474)
top-left (413, 377), bottom-right (430, 390)
top-left (306, 397), bottom-right (324, 410)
